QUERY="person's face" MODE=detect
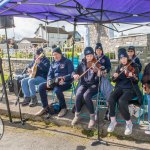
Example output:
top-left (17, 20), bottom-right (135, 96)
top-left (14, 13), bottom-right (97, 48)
top-left (120, 57), bottom-right (128, 65)
top-left (127, 49), bottom-right (134, 58)
top-left (53, 52), bottom-right (62, 61)
top-left (85, 54), bottom-right (94, 62)
top-left (96, 49), bottom-right (103, 56)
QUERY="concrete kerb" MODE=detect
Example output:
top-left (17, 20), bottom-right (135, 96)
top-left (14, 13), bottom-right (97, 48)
top-left (0, 93), bottom-right (150, 143)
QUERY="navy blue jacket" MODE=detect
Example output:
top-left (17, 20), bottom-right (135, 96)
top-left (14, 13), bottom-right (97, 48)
top-left (112, 63), bottom-right (139, 89)
top-left (95, 55), bottom-right (111, 73)
top-left (131, 57), bottom-right (142, 72)
top-left (29, 56), bottom-right (50, 79)
top-left (75, 59), bottom-right (99, 86)
top-left (47, 56), bottom-right (74, 84)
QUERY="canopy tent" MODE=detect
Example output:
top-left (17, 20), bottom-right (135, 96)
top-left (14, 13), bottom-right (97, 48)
top-left (0, 0), bottom-right (150, 24)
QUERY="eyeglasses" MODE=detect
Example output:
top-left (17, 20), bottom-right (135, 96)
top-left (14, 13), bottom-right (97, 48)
top-left (127, 50), bottom-right (134, 52)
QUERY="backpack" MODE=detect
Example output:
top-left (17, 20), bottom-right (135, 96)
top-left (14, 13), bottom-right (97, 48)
top-left (49, 102), bottom-right (61, 115)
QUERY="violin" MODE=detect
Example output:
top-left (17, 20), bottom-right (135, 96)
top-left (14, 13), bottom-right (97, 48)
top-left (87, 57), bottom-right (102, 72)
top-left (121, 62), bottom-right (135, 77)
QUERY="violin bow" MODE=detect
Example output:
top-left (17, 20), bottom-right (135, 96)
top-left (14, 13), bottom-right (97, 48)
top-left (77, 55), bottom-right (105, 80)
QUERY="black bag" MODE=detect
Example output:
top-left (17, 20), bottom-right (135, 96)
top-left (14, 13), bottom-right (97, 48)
top-left (49, 102), bottom-right (61, 115)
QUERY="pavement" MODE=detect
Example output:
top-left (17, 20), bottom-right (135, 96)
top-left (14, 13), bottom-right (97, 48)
top-left (0, 117), bottom-right (150, 150)
top-left (0, 91), bottom-right (150, 143)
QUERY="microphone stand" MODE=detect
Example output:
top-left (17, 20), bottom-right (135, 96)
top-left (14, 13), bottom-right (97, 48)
top-left (91, 71), bottom-right (108, 146)
top-left (13, 67), bottom-right (28, 125)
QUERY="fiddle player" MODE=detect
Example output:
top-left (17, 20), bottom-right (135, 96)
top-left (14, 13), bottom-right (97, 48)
top-left (35, 47), bottom-right (74, 118)
top-left (107, 48), bottom-right (141, 135)
top-left (127, 46), bottom-right (142, 72)
top-left (71, 47), bottom-right (101, 129)
top-left (142, 62), bottom-right (150, 134)
top-left (21, 48), bottom-right (50, 107)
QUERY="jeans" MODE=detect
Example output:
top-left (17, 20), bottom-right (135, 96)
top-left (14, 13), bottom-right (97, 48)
top-left (21, 76), bottom-right (46, 98)
top-left (147, 94), bottom-right (150, 122)
top-left (75, 84), bottom-right (98, 114)
top-left (39, 82), bottom-right (72, 109)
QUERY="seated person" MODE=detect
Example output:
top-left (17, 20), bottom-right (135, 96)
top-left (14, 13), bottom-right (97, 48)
top-left (142, 62), bottom-right (150, 134)
top-left (35, 47), bottom-right (74, 118)
top-left (127, 46), bottom-right (142, 72)
top-left (21, 48), bottom-right (50, 107)
top-left (107, 48), bottom-right (141, 135)
top-left (71, 47), bottom-right (101, 129)
top-left (95, 43), bottom-right (113, 120)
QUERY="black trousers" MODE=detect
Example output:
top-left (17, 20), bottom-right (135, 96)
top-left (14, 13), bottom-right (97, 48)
top-left (108, 87), bottom-right (137, 121)
top-left (75, 84), bottom-right (98, 114)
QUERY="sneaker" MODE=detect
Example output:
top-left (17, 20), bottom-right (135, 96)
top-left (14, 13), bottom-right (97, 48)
top-left (58, 108), bottom-right (67, 117)
top-left (88, 114), bottom-right (95, 129)
top-left (29, 96), bottom-right (38, 107)
top-left (107, 121), bottom-right (117, 132)
top-left (43, 112), bottom-right (51, 119)
top-left (71, 112), bottom-right (80, 126)
top-left (35, 107), bottom-right (48, 116)
top-left (22, 97), bottom-right (31, 106)
top-left (124, 123), bottom-right (133, 135)
top-left (145, 123), bottom-right (150, 135)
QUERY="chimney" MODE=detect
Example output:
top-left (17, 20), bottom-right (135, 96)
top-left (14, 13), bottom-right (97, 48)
top-left (62, 25), bottom-right (65, 31)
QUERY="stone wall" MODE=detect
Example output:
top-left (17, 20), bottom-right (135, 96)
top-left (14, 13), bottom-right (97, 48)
top-left (89, 24), bottom-right (150, 66)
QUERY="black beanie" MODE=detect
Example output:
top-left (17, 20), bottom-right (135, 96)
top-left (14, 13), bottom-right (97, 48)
top-left (84, 47), bottom-right (94, 56)
top-left (52, 47), bottom-right (62, 54)
top-left (118, 48), bottom-right (128, 60)
top-left (36, 48), bottom-right (43, 55)
top-left (95, 43), bottom-right (103, 50)
top-left (128, 46), bottom-right (135, 51)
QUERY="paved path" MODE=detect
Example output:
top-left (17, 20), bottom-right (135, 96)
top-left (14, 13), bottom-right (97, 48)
top-left (0, 117), bottom-right (150, 150)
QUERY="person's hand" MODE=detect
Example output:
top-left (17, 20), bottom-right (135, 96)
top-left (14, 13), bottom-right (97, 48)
top-left (73, 74), bottom-right (80, 81)
top-left (47, 80), bottom-right (51, 88)
top-left (35, 58), bottom-right (41, 64)
top-left (28, 68), bottom-right (32, 74)
top-left (128, 72), bottom-right (133, 77)
top-left (97, 69), bottom-right (101, 77)
top-left (113, 73), bottom-right (119, 78)
top-left (59, 77), bottom-right (65, 85)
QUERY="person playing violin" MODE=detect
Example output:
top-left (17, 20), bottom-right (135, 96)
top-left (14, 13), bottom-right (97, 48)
top-left (71, 47), bottom-right (101, 129)
top-left (107, 48), bottom-right (141, 135)
top-left (127, 46), bottom-right (142, 72)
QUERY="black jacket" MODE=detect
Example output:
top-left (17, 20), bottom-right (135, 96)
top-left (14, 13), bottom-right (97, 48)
top-left (131, 57), bottom-right (142, 72)
top-left (112, 63), bottom-right (139, 89)
top-left (74, 59), bottom-right (99, 86)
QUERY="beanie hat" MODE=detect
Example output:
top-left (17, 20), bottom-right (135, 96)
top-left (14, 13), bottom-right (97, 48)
top-left (36, 48), bottom-right (43, 55)
top-left (118, 48), bottom-right (128, 60)
top-left (128, 46), bottom-right (135, 52)
top-left (84, 47), bottom-right (94, 56)
top-left (52, 47), bottom-right (62, 54)
top-left (95, 43), bottom-right (103, 50)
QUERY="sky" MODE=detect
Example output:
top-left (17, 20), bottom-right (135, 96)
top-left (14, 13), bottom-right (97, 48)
top-left (0, 17), bottom-right (150, 40)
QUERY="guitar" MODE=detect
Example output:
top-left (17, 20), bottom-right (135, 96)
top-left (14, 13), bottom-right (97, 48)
top-left (29, 53), bottom-right (44, 78)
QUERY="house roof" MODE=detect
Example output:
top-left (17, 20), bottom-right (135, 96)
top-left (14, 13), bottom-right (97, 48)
top-left (67, 31), bottom-right (81, 40)
top-left (20, 38), bottom-right (47, 43)
top-left (40, 26), bottom-right (68, 34)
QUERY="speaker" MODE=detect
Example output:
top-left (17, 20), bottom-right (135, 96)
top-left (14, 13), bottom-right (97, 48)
top-left (0, 16), bottom-right (15, 29)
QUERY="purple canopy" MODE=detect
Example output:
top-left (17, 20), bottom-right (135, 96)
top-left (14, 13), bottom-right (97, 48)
top-left (0, 0), bottom-right (150, 23)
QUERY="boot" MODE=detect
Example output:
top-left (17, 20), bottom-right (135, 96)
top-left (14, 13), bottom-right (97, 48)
top-left (71, 112), bottom-right (80, 126)
top-left (88, 114), bottom-right (95, 129)
top-left (22, 97), bottom-right (31, 106)
top-left (29, 96), bottom-right (38, 107)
